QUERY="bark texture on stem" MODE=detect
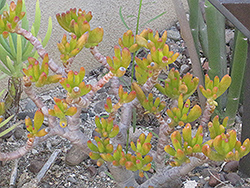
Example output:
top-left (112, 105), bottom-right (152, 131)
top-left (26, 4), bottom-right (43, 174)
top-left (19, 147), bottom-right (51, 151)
top-left (15, 28), bottom-right (65, 76)
top-left (90, 46), bottom-right (110, 69)
top-left (200, 100), bottom-right (216, 127)
top-left (23, 80), bottom-right (49, 117)
top-left (155, 113), bottom-right (174, 171)
top-left (0, 138), bottom-right (34, 161)
top-left (138, 157), bottom-right (206, 188)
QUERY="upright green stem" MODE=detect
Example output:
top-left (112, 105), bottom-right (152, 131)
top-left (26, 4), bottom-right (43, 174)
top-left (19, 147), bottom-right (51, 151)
top-left (205, 0), bottom-right (227, 80)
top-left (130, 53), bottom-right (136, 88)
top-left (136, 0), bottom-right (143, 35)
top-left (205, 0), bottom-right (227, 112)
top-left (130, 0), bottom-right (143, 87)
top-left (198, 5), bottom-right (209, 57)
top-left (225, 30), bottom-right (248, 126)
top-left (188, 0), bottom-right (199, 57)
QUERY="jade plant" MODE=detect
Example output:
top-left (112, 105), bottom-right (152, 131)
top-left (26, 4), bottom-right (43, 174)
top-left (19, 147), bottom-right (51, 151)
top-left (0, 1), bottom-right (249, 188)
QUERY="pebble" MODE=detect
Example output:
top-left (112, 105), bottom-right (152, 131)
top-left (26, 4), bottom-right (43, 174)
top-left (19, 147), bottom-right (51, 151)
top-left (225, 172), bottom-right (243, 186)
top-left (17, 172), bottom-right (30, 187)
top-left (31, 149), bottom-right (39, 154)
top-left (223, 161), bottom-right (239, 173)
top-left (65, 145), bottom-right (88, 166)
top-left (67, 176), bottom-right (77, 183)
top-left (183, 180), bottom-right (198, 188)
top-left (167, 29), bottom-right (181, 41)
top-left (225, 29), bottom-right (234, 44)
top-left (180, 64), bottom-right (190, 75)
top-left (27, 159), bottom-right (46, 173)
top-left (208, 171), bottom-right (225, 187)
top-left (13, 126), bottom-right (25, 140)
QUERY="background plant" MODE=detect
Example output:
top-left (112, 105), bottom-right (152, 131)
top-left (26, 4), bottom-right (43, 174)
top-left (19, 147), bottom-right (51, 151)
top-left (186, 0), bottom-right (248, 125)
top-left (0, 0), bottom-right (52, 117)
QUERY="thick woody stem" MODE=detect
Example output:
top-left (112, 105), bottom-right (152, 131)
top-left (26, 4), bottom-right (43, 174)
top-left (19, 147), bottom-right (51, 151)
top-left (0, 138), bottom-right (34, 162)
top-left (90, 46), bottom-right (110, 69)
top-left (189, 153), bottom-right (208, 161)
top-left (88, 71), bottom-right (114, 97)
top-left (15, 28), bottom-right (65, 76)
top-left (110, 76), bottom-right (120, 98)
top-left (138, 157), bottom-right (206, 188)
top-left (64, 56), bottom-right (75, 73)
top-left (143, 69), bottom-right (161, 92)
top-left (23, 77), bottom-right (49, 117)
top-left (115, 69), bottom-right (162, 144)
top-left (200, 100), bottom-right (216, 127)
top-left (108, 164), bottom-right (139, 188)
top-left (155, 113), bottom-right (174, 171)
top-left (114, 102), bottom-right (134, 145)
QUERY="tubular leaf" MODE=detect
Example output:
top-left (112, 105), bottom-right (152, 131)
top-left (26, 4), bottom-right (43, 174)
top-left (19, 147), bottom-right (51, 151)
top-left (42, 16), bottom-right (52, 47)
top-left (33, 0), bottom-right (41, 36)
top-left (119, 7), bottom-right (130, 30)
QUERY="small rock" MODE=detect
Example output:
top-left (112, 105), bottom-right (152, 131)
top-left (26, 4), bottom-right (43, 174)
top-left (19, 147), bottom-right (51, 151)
top-left (239, 105), bottom-right (243, 117)
top-left (17, 172), bottom-right (30, 187)
top-left (225, 172), bottom-right (243, 186)
top-left (50, 136), bottom-right (61, 146)
top-left (67, 176), bottom-right (77, 184)
top-left (13, 126), bottom-right (25, 139)
top-left (190, 176), bottom-right (200, 181)
top-left (209, 172), bottom-right (225, 187)
top-left (27, 159), bottom-right (46, 173)
top-left (40, 95), bottom-right (52, 102)
top-left (180, 64), bottom-right (190, 75)
top-left (204, 182), bottom-right (213, 188)
top-left (223, 161), bottom-right (239, 173)
top-left (200, 168), bottom-right (211, 178)
top-left (93, 100), bottom-right (106, 114)
top-left (31, 149), bottom-right (39, 154)
top-left (87, 166), bottom-right (97, 179)
top-left (25, 100), bottom-right (37, 111)
top-left (21, 179), bottom-right (38, 188)
top-left (183, 180), bottom-right (198, 188)
top-left (65, 145), bottom-right (88, 166)
top-left (167, 29), bottom-right (181, 41)
top-left (225, 29), bottom-right (234, 44)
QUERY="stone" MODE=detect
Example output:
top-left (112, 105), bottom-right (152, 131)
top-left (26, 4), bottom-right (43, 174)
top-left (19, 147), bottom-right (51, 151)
top-left (167, 29), bottom-right (181, 41)
top-left (180, 64), bottom-right (190, 75)
top-left (183, 180), bottom-right (198, 188)
top-left (21, 179), bottom-right (38, 188)
top-left (225, 29), bottom-right (234, 44)
top-left (93, 100), bottom-right (106, 114)
top-left (208, 172), bottom-right (225, 187)
top-left (65, 145), bottom-right (88, 166)
top-left (13, 126), bottom-right (25, 140)
top-left (223, 161), bottom-right (239, 173)
top-left (67, 176), bottom-right (77, 184)
top-left (200, 167), bottom-right (211, 178)
top-left (225, 172), bottom-right (243, 186)
top-left (17, 172), bottom-right (30, 187)
top-left (27, 159), bottom-right (46, 173)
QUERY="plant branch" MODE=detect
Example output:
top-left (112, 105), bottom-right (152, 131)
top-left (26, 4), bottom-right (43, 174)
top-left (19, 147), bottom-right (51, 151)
top-left (90, 46), bottom-right (110, 69)
top-left (15, 27), bottom-right (65, 76)
top-left (155, 113), bottom-right (174, 171)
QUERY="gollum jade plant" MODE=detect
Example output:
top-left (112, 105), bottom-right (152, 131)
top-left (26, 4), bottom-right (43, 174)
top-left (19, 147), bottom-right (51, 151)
top-left (0, 1), bottom-right (250, 187)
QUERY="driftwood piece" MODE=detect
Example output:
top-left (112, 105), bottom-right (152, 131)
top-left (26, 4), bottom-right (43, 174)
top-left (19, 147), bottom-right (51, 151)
top-left (35, 149), bottom-right (61, 183)
top-left (9, 158), bottom-right (20, 187)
